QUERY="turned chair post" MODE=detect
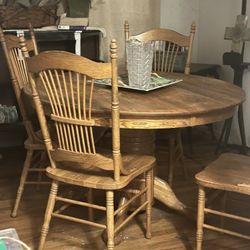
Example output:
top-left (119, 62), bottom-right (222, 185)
top-left (110, 39), bottom-right (121, 181)
top-left (196, 185), bottom-right (205, 250)
top-left (29, 23), bottom-right (39, 55)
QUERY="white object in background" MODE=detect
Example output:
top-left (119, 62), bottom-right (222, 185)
top-left (16, 30), bottom-right (24, 37)
top-left (74, 31), bottom-right (82, 55)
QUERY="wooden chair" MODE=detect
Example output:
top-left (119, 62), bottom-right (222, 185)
top-left (196, 153), bottom-right (250, 249)
top-left (124, 21), bottom-right (196, 186)
top-left (0, 26), bottom-right (49, 218)
top-left (24, 40), bottom-right (155, 250)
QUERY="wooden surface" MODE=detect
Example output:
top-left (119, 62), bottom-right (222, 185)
top-left (24, 73), bottom-right (245, 129)
top-left (2, 128), bottom-right (250, 249)
top-left (196, 153), bottom-right (250, 248)
top-left (25, 46), bottom-right (155, 250)
top-left (196, 153), bottom-right (250, 195)
top-left (25, 48), bottom-right (156, 184)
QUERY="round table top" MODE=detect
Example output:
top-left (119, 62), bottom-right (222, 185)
top-left (24, 73), bottom-right (245, 129)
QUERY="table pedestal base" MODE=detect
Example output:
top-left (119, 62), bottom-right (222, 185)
top-left (120, 129), bottom-right (193, 217)
top-left (154, 177), bottom-right (195, 220)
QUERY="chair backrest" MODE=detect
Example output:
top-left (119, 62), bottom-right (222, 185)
top-left (124, 21), bottom-right (196, 74)
top-left (24, 40), bottom-right (126, 181)
top-left (0, 26), bottom-right (39, 141)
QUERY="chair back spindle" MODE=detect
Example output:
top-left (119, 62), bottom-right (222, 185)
top-left (124, 21), bottom-right (196, 75)
top-left (110, 39), bottom-right (121, 181)
top-left (25, 40), bottom-right (125, 181)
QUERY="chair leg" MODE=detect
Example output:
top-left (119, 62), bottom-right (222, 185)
top-left (196, 185), bottom-right (205, 250)
top-left (146, 169), bottom-right (153, 239)
top-left (186, 127), bottom-right (193, 155)
top-left (87, 188), bottom-right (94, 221)
top-left (38, 180), bottom-right (59, 250)
top-left (177, 131), bottom-right (188, 179)
top-left (11, 149), bottom-right (34, 217)
top-left (168, 137), bottom-right (175, 187)
top-left (220, 192), bottom-right (227, 229)
top-left (36, 151), bottom-right (47, 190)
top-left (106, 191), bottom-right (114, 250)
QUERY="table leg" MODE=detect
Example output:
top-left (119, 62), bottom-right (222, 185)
top-left (120, 129), bottom-right (193, 217)
top-left (216, 103), bottom-right (247, 154)
top-left (238, 104), bottom-right (247, 150)
top-left (154, 177), bottom-right (195, 219)
top-left (222, 117), bottom-right (233, 147)
top-left (215, 117), bottom-right (233, 154)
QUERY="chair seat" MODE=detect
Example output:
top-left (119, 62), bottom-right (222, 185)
top-left (196, 153), bottom-right (250, 195)
top-left (46, 154), bottom-right (156, 190)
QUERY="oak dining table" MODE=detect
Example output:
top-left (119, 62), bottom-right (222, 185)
top-left (23, 72), bottom-right (245, 217)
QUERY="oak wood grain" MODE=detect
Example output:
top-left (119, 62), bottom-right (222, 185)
top-left (196, 153), bottom-right (250, 249)
top-left (23, 73), bottom-right (245, 129)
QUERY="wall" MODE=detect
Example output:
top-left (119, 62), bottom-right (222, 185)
top-left (89, 0), bottom-right (161, 70)
top-left (198, 0), bottom-right (250, 145)
top-left (160, 0), bottom-right (199, 62)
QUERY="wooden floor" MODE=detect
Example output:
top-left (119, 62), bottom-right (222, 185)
top-left (1, 127), bottom-right (250, 249)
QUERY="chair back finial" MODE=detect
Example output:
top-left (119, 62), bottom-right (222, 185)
top-left (19, 34), bottom-right (29, 59)
top-left (124, 21), bottom-right (130, 42)
top-left (184, 21), bottom-right (196, 74)
top-left (124, 21), bottom-right (130, 70)
top-left (191, 21), bottom-right (196, 35)
top-left (0, 26), bottom-right (4, 43)
top-left (28, 23), bottom-right (38, 55)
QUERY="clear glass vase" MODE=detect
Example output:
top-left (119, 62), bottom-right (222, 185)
top-left (126, 39), bottom-right (153, 89)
